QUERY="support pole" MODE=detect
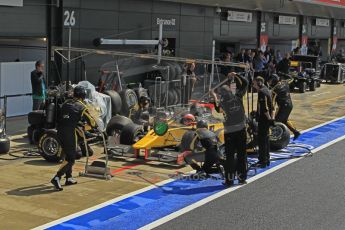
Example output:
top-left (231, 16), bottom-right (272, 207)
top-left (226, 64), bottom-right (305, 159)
top-left (158, 23), bottom-right (163, 65)
top-left (210, 40), bottom-right (216, 91)
top-left (66, 26), bottom-right (71, 91)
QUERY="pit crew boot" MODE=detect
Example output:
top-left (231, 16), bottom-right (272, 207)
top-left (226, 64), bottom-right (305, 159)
top-left (65, 177), bottom-right (78, 186)
top-left (293, 131), bottom-right (301, 141)
top-left (51, 176), bottom-right (63, 191)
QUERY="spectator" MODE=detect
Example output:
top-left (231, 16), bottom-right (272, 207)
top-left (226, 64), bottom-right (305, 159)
top-left (237, 48), bottom-right (247, 63)
top-left (276, 50), bottom-right (283, 63)
top-left (31, 60), bottom-right (46, 110)
top-left (253, 51), bottom-right (267, 76)
top-left (277, 53), bottom-right (291, 74)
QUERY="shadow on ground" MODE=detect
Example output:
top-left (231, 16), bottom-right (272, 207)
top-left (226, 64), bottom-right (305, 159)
top-left (6, 184), bottom-right (58, 196)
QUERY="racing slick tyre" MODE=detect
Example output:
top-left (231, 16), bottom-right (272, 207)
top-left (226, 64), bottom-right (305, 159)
top-left (269, 122), bottom-right (290, 151)
top-left (120, 123), bottom-right (144, 145)
top-left (0, 137), bottom-right (10, 154)
top-left (38, 130), bottom-right (64, 162)
top-left (106, 115), bottom-right (134, 137)
top-left (316, 80), bottom-right (321, 87)
top-left (298, 81), bottom-right (306, 93)
top-left (119, 89), bottom-right (138, 117)
top-left (180, 131), bottom-right (196, 151)
top-left (104, 90), bottom-right (122, 115)
top-left (27, 125), bottom-right (44, 145)
top-left (28, 111), bottom-right (45, 125)
top-left (309, 80), bottom-right (317, 91)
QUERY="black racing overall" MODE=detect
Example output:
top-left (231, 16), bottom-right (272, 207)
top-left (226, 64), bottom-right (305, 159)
top-left (257, 85), bottom-right (273, 165)
top-left (56, 99), bottom-right (96, 179)
top-left (185, 128), bottom-right (220, 174)
top-left (272, 81), bottom-right (299, 136)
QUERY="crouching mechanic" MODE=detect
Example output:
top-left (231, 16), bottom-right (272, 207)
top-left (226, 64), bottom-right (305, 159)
top-left (51, 86), bottom-right (97, 191)
top-left (269, 74), bottom-right (301, 140)
top-left (184, 120), bottom-right (224, 177)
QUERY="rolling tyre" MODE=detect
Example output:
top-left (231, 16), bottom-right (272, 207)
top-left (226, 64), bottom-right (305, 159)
top-left (119, 89), bottom-right (138, 117)
top-left (309, 80), bottom-right (317, 91)
top-left (298, 81), bottom-right (306, 93)
top-left (106, 115), bottom-right (133, 137)
top-left (180, 131), bottom-right (196, 152)
top-left (104, 90), bottom-right (122, 115)
top-left (269, 122), bottom-right (290, 150)
top-left (120, 123), bottom-right (144, 145)
top-left (38, 130), bottom-right (64, 162)
top-left (0, 137), bottom-right (10, 154)
top-left (28, 111), bottom-right (45, 125)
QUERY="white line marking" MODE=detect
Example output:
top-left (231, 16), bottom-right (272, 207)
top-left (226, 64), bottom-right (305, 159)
top-left (141, 134), bottom-right (345, 230)
top-left (33, 115), bottom-right (345, 230)
top-left (32, 178), bottom-right (176, 230)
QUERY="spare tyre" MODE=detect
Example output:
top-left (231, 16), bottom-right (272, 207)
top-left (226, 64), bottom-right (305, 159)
top-left (106, 115), bottom-right (133, 137)
top-left (0, 137), bottom-right (10, 154)
top-left (269, 122), bottom-right (290, 150)
top-left (28, 111), bottom-right (45, 125)
top-left (119, 89), bottom-right (138, 117)
top-left (120, 123), bottom-right (144, 145)
top-left (39, 130), bottom-right (64, 162)
top-left (104, 90), bottom-right (122, 115)
top-left (180, 130), bottom-right (196, 152)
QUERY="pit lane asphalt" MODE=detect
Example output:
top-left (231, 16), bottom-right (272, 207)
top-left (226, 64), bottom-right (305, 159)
top-left (156, 139), bottom-right (345, 230)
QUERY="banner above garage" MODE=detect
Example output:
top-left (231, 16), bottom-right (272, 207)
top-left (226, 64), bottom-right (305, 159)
top-left (0, 0), bottom-right (23, 7)
top-left (292, 0), bottom-right (345, 8)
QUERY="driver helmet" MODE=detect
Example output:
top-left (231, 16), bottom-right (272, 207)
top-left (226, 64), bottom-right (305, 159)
top-left (182, 114), bottom-right (196, 126)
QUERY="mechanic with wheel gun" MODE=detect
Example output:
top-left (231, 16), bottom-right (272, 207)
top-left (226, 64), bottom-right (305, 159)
top-left (253, 76), bottom-right (274, 168)
top-left (210, 72), bottom-right (248, 186)
top-left (268, 74), bottom-right (301, 140)
top-left (184, 120), bottom-right (224, 178)
top-left (51, 86), bottom-right (97, 191)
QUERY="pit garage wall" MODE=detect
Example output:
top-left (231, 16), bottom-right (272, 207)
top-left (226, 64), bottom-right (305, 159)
top-left (61, 0), bottom-right (216, 85)
top-left (264, 12), bottom-right (300, 56)
top-left (306, 16), bottom-right (332, 61)
top-left (335, 20), bottom-right (345, 52)
top-left (0, 0), bottom-right (47, 63)
top-left (213, 10), bottom-right (258, 52)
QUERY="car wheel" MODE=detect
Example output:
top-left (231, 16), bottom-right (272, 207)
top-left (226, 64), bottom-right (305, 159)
top-left (309, 80), bottom-right (317, 91)
top-left (269, 122), bottom-right (290, 150)
top-left (106, 115), bottom-right (133, 137)
top-left (298, 81), bottom-right (306, 93)
top-left (0, 137), bottom-right (10, 154)
top-left (120, 123), bottom-right (144, 145)
top-left (28, 111), bottom-right (45, 125)
top-left (104, 90), bottom-right (122, 115)
top-left (39, 130), bottom-right (64, 162)
top-left (119, 89), bottom-right (138, 117)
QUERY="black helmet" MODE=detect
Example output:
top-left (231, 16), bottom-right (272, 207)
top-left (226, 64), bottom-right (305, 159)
top-left (196, 119), bottom-right (208, 129)
top-left (73, 86), bottom-right (87, 99)
top-left (269, 74), bottom-right (280, 86)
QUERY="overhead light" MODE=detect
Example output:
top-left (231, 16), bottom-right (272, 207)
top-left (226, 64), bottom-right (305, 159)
top-left (216, 4), bottom-right (222, 14)
top-left (43, 37), bottom-right (47, 42)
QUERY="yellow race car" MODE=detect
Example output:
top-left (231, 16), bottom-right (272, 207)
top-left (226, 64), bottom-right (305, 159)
top-left (106, 102), bottom-right (290, 165)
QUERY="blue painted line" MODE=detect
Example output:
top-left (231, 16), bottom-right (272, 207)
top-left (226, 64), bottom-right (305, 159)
top-left (47, 117), bottom-right (345, 230)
